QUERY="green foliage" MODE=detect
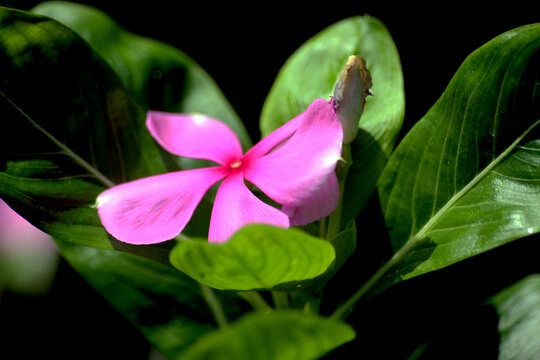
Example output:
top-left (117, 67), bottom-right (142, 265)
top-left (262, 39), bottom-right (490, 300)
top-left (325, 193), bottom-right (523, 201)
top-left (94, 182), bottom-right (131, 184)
top-left (489, 274), bottom-right (540, 360)
top-left (2, 2), bottom-right (540, 358)
top-left (170, 225), bottom-right (335, 291)
top-left (178, 311), bottom-right (355, 360)
top-left (374, 23), bottom-right (540, 294)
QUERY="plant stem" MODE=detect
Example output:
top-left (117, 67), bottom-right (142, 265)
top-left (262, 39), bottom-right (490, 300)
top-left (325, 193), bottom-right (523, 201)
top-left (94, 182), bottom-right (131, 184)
top-left (241, 291), bottom-right (273, 313)
top-left (303, 295), bottom-right (322, 314)
top-left (271, 291), bottom-right (290, 309)
top-left (199, 283), bottom-right (229, 328)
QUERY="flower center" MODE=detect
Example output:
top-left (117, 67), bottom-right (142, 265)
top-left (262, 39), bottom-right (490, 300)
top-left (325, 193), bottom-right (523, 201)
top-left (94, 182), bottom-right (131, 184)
top-left (229, 159), bottom-right (242, 169)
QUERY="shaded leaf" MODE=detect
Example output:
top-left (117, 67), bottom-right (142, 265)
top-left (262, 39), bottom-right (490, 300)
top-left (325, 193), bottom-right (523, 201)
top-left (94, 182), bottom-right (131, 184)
top-left (0, 7), bottom-right (241, 356)
top-left (375, 24), bottom-right (540, 293)
top-left (31, 1), bottom-right (251, 151)
top-left (0, 7), bottom-right (164, 249)
top-left (179, 310), bottom-right (355, 360)
top-left (170, 225), bottom-right (335, 291)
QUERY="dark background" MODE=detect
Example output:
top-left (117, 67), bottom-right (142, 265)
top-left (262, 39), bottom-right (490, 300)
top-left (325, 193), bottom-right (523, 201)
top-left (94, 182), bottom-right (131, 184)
top-left (0, 1), bottom-right (539, 358)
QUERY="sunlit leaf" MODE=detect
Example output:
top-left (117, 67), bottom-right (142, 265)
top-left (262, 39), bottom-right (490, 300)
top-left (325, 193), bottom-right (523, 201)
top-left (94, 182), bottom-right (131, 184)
top-left (375, 24), bottom-right (540, 293)
top-left (170, 225), bottom-right (335, 291)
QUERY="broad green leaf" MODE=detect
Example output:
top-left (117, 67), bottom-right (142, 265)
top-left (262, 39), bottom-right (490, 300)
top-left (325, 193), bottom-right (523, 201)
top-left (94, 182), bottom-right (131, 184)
top-left (179, 310), bottom-right (355, 360)
top-left (0, 8), bottom-right (238, 356)
top-left (259, 16), bottom-right (404, 223)
top-left (375, 24), bottom-right (540, 292)
top-left (31, 1), bottom-right (251, 151)
top-left (489, 274), bottom-right (540, 360)
top-left (170, 225), bottom-right (335, 291)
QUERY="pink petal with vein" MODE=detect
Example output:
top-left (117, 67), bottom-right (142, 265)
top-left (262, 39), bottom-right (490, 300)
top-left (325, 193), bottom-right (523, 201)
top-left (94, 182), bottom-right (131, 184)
top-left (147, 111), bottom-right (243, 166)
top-left (245, 112), bottom-right (304, 159)
top-left (281, 172), bottom-right (340, 225)
top-left (208, 171), bottom-right (289, 243)
top-left (243, 99), bottom-right (342, 207)
top-left (97, 167), bottom-right (227, 244)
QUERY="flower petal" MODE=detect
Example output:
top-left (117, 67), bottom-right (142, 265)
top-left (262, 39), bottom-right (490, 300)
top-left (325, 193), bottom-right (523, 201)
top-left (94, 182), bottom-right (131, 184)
top-left (281, 172), bottom-right (340, 225)
top-left (97, 167), bottom-right (227, 244)
top-left (244, 111), bottom-right (304, 159)
top-left (147, 111), bottom-right (243, 166)
top-left (208, 171), bottom-right (289, 243)
top-left (243, 98), bottom-right (343, 207)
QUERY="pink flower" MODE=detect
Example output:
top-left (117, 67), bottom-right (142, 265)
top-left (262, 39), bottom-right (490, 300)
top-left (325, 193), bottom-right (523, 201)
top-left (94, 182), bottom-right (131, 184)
top-left (96, 98), bottom-right (343, 244)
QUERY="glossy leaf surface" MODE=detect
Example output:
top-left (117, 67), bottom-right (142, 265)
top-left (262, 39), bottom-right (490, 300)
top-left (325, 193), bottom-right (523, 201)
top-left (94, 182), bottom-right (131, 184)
top-left (170, 225), bottom-right (335, 291)
top-left (376, 24), bottom-right (540, 292)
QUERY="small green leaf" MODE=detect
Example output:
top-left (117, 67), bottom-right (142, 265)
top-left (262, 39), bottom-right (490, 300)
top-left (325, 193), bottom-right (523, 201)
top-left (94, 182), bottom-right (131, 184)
top-left (259, 16), bottom-right (404, 222)
top-left (170, 225), bottom-right (336, 291)
top-left (179, 310), bottom-right (355, 360)
top-left (31, 1), bottom-right (251, 151)
top-left (375, 24), bottom-right (540, 293)
top-left (489, 274), bottom-right (540, 360)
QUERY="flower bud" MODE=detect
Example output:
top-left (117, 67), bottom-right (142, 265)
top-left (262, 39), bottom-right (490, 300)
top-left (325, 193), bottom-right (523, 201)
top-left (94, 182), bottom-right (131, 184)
top-left (333, 56), bottom-right (373, 144)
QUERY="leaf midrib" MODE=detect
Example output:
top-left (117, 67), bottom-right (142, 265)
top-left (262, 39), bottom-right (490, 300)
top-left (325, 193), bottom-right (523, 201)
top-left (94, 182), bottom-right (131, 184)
top-left (1, 89), bottom-right (115, 189)
top-left (410, 117), bottom-right (540, 247)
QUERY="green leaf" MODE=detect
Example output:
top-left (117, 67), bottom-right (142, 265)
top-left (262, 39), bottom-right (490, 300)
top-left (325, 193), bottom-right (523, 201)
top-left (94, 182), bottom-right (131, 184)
top-left (259, 16), bottom-right (404, 222)
top-left (489, 274), bottom-right (540, 360)
top-left (170, 225), bottom-right (336, 291)
top-left (31, 1), bottom-right (251, 151)
top-left (179, 310), bottom-right (355, 360)
top-left (376, 24), bottom-right (540, 292)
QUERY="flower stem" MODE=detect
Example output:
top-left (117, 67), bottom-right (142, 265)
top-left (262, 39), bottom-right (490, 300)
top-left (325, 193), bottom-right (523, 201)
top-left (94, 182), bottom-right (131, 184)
top-left (240, 291), bottom-right (273, 313)
top-left (303, 295), bottom-right (322, 314)
top-left (199, 283), bottom-right (229, 328)
top-left (271, 291), bottom-right (290, 309)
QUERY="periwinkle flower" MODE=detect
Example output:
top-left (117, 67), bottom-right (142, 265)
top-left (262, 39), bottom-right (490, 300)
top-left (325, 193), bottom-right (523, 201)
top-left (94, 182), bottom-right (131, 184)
top-left (96, 99), bottom-right (343, 244)
top-left (333, 55), bottom-right (373, 144)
